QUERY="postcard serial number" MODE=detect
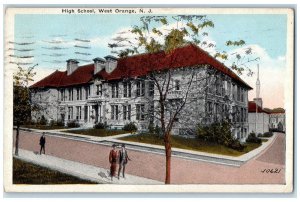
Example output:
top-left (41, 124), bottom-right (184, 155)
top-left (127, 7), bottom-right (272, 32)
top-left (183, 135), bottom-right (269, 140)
top-left (261, 168), bottom-right (282, 174)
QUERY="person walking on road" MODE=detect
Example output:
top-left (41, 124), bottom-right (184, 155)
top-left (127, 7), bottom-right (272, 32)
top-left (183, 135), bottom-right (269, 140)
top-left (109, 144), bottom-right (118, 181)
top-left (118, 143), bottom-right (131, 179)
top-left (39, 133), bottom-right (46, 155)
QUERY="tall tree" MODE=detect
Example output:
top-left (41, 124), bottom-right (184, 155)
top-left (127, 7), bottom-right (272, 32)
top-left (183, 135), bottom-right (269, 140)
top-left (13, 65), bottom-right (37, 155)
top-left (109, 15), bottom-right (258, 184)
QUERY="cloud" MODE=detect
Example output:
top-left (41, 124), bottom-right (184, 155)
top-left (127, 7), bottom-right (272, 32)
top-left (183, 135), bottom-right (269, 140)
top-left (236, 44), bottom-right (286, 108)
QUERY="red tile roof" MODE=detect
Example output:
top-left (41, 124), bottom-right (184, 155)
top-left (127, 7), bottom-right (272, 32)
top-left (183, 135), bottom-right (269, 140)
top-left (97, 44), bottom-right (252, 89)
top-left (31, 44), bottom-right (252, 89)
top-left (248, 101), bottom-right (270, 114)
top-left (30, 64), bottom-right (94, 88)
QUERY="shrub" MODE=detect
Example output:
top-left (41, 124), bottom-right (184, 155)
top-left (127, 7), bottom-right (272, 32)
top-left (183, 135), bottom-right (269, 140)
top-left (270, 128), bottom-right (285, 133)
top-left (67, 120), bottom-right (80, 128)
top-left (155, 125), bottom-right (162, 136)
top-left (246, 133), bottom-right (262, 144)
top-left (263, 131), bottom-right (274, 137)
top-left (196, 121), bottom-right (246, 151)
top-left (123, 122), bottom-right (137, 132)
top-left (30, 119), bottom-right (37, 125)
top-left (39, 115), bottom-right (47, 125)
top-left (49, 120), bottom-right (55, 127)
top-left (56, 120), bottom-right (65, 126)
top-left (94, 122), bottom-right (108, 129)
top-left (148, 122), bottom-right (155, 134)
top-left (197, 121), bottom-right (233, 144)
top-left (228, 139), bottom-right (246, 151)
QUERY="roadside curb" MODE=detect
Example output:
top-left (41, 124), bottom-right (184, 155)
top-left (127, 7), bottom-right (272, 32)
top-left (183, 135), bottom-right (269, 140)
top-left (16, 128), bottom-right (278, 167)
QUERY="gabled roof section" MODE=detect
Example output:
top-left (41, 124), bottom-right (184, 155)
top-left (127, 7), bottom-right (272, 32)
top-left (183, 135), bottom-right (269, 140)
top-left (30, 64), bottom-right (95, 88)
top-left (106, 44), bottom-right (252, 89)
top-left (30, 70), bottom-right (65, 88)
top-left (248, 101), bottom-right (270, 114)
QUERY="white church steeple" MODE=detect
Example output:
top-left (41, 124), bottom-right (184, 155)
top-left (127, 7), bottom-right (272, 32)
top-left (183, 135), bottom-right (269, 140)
top-left (254, 64), bottom-right (263, 108)
top-left (256, 64), bottom-right (260, 98)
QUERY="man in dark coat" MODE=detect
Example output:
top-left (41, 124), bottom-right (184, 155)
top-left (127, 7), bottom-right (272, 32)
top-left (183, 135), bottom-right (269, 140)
top-left (118, 144), bottom-right (130, 179)
top-left (109, 144), bottom-right (118, 181)
top-left (39, 133), bottom-right (46, 155)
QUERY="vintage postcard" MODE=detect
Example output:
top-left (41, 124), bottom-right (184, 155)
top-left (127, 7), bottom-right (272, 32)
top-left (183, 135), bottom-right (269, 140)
top-left (4, 7), bottom-right (294, 193)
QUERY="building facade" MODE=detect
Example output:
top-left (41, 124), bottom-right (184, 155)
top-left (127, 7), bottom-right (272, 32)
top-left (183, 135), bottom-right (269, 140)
top-left (269, 112), bottom-right (286, 132)
top-left (30, 44), bottom-right (252, 140)
top-left (248, 101), bottom-right (270, 135)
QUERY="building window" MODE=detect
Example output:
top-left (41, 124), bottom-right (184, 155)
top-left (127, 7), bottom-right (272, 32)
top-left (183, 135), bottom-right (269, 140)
top-left (241, 89), bottom-right (244, 102)
top-left (175, 80), bottom-right (180, 91)
top-left (136, 104), bottom-right (145, 121)
top-left (68, 88), bottom-right (73, 101)
top-left (60, 89), bottom-right (65, 101)
top-left (149, 104), bottom-right (154, 122)
top-left (96, 84), bottom-right (102, 96)
top-left (68, 107), bottom-right (73, 120)
top-left (76, 106), bottom-right (81, 120)
top-left (111, 105), bottom-right (118, 120)
top-left (208, 74), bottom-right (214, 94)
top-left (232, 85), bottom-right (236, 100)
top-left (222, 80), bottom-right (226, 96)
top-left (123, 105), bottom-right (131, 120)
top-left (205, 101), bottom-right (213, 114)
top-left (148, 81), bottom-right (154, 96)
top-left (112, 83), bottom-right (119, 98)
top-left (77, 88), bottom-right (82, 100)
top-left (241, 107), bottom-right (243, 123)
top-left (123, 82), bottom-right (131, 98)
top-left (216, 77), bottom-right (222, 96)
top-left (232, 106), bottom-right (236, 122)
top-left (85, 86), bottom-right (90, 100)
top-left (136, 80), bottom-right (145, 97)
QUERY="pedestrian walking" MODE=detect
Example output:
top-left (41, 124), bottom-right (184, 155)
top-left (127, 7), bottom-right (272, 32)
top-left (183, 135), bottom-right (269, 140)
top-left (39, 133), bottom-right (46, 155)
top-left (118, 143), bottom-right (131, 179)
top-left (109, 144), bottom-right (118, 181)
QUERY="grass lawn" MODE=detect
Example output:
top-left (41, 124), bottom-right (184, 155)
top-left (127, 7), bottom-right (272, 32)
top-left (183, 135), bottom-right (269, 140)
top-left (64, 128), bottom-right (128, 137)
top-left (120, 133), bottom-right (263, 157)
top-left (21, 125), bottom-right (68, 130)
top-left (13, 158), bottom-right (97, 184)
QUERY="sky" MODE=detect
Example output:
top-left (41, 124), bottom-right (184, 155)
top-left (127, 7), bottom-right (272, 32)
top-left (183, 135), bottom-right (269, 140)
top-left (7, 13), bottom-right (289, 109)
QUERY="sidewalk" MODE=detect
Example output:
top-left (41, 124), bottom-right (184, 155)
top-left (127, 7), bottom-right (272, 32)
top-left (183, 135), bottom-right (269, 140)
top-left (14, 149), bottom-right (163, 185)
top-left (18, 127), bottom-right (278, 167)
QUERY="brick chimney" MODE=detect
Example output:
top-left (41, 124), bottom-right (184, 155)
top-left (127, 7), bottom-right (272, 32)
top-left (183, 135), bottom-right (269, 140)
top-left (66, 59), bottom-right (79, 76)
top-left (93, 57), bottom-right (106, 74)
top-left (104, 55), bottom-right (118, 73)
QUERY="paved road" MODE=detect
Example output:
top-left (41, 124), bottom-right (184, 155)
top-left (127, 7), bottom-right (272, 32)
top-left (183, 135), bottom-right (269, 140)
top-left (13, 131), bottom-right (285, 184)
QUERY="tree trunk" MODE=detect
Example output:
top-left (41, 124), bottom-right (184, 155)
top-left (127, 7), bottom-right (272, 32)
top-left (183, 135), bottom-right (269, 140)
top-left (164, 132), bottom-right (171, 184)
top-left (15, 125), bottom-right (20, 156)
